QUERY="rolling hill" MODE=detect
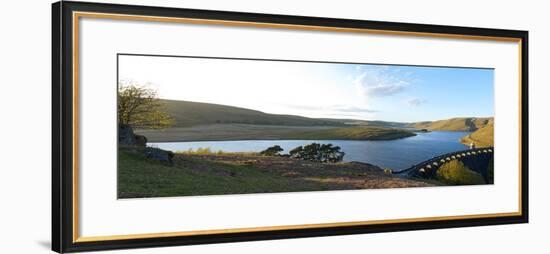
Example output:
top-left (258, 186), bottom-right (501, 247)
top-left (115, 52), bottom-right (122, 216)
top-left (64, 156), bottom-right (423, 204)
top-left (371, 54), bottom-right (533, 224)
top-left (160, 99), bottom-right (347, 127)
top-left (161, 99), bottom-right (411, 128)
top-left (138, 99), bottom-right (493, 143)
top-left (134, 99), bottom-right (417, 142)
top-left (286, 126), bottom-right (416, 140)
top-left (410, 117), bottom-right (493, 131)
top-left (460, 121), bottom-right (494, 147)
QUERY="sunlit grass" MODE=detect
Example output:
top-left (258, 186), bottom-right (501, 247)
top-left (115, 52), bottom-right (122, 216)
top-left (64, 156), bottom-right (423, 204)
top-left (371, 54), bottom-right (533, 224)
top-left (117, 147), bottom-right (327, 198)
top-left (287, 126), bottom-right (416, 140)
top-left (175, 147), bottom-right (258, 156)
top-left (436, 159), bottom-right (485, 185)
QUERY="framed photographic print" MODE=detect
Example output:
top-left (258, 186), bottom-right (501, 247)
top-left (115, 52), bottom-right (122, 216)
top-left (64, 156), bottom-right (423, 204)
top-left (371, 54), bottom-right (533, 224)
top-left (52, 1), bottom-right (528, 252)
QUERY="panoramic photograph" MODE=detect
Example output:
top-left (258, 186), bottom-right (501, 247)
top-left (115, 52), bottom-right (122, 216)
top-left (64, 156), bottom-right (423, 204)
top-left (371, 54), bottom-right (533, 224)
top-left (117, 54), bottom-right (495, 199)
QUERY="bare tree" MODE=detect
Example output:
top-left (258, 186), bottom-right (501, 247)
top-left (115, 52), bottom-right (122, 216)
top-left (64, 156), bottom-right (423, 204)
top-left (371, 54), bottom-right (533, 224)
top-left (118, 82), bottom-right (174, 129)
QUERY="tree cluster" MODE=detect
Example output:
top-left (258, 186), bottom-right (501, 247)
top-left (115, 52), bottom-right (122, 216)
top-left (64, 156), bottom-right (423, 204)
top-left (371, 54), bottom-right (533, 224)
top-left (260, 143), bottom-right (345, 163)
top-left (259, 145), bottom-right (284, 156)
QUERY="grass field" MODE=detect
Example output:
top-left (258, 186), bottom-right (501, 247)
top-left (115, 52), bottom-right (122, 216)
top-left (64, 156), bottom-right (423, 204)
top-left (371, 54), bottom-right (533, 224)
top-left (436, 159), bottom-right (486, 185)
top-left (118, 147), bottom-right (432, 198)
top-left (410, 117), bottom-right (493, 131)
top-left (460, 122), bottom-right (494, 147)
top-left (136, 124), bottom-right (416, 142)
top-left (118, 148), bottom-right (325, 198)
top-left (160, 99), bottom-right (414, 128)
top-left (161, 99), bottom-right (347, 127)
top-left (286, 126), bottom-right (416, 140)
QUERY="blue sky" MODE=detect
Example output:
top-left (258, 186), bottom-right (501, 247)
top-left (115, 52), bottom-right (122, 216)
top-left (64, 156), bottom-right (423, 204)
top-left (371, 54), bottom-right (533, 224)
top-left (119, 55), bottom-right (494, 123)
top-left (336, 63), bottom-right (494, 122)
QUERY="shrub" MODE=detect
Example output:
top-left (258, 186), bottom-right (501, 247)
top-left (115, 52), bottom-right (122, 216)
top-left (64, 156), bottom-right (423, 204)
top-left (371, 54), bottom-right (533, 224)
top-left (436, 160), bottom-right (485, 185)
top-left (179, 147), bottom-right (218, 155)
top-left (288, 143), bottom-right (345, 163)
top-left (289, 146), bottom-right (304, 159)
top-left (260, 145), bottom-right (284, 156)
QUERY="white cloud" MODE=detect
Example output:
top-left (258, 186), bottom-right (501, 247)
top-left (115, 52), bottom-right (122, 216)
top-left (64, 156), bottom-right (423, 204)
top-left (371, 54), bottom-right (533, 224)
top-left (352, 67), bottom-right (410, 97)
top-left (285, 104), bottom-right (378, 115)
top-left (334, 105), bottom-right (378, 113)
top-left (407, 97), bottom-right (428, 106)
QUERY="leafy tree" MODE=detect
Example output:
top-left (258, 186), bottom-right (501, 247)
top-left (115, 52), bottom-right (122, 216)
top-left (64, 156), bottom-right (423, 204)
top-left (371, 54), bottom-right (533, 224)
top-left (289, 146), bottom-right (304, 159)
top-left (260, 145), bottom-right (284, 156)
top-left (118, 82), bottom-right (174, 129)
top-left (319, 144), bottom-right (345, 163)
top-left (288, 143), bottom-right (344, 163)
top-left (301, 143), bottom-right (320, 161)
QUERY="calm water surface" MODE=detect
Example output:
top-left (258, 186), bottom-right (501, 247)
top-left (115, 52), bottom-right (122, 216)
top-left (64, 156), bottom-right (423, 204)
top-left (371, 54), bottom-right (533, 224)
top-left (149, 131), bottom-right (470, 170)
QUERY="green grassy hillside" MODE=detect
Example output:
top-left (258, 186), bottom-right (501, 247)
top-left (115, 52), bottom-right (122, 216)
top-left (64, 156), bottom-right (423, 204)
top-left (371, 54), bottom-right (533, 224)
top-left (161, 99), bottom-right (346, 127)
top-left (460, 121), bottom-right (494, 147)
top-left (286, 126), bottom-right (416, 140)
top-left (410, 117), bottom-right (493, 131)
top-left (133, 100), bottom-right (418, 142)
top-left (436, 159), bottom-right (486, 185)
top-left (161, 99), bottom-right (411, 128)
top-left (118, 146), bottom-right (432, 198)
top-left (137, 124), bottom-right (416, 142)
top-left (141, 99), bottom-right (491, 142)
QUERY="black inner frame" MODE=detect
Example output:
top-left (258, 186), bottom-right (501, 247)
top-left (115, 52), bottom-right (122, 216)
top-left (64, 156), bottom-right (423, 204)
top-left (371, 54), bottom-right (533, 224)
top-left (52, 1), bottom-right (528, 253)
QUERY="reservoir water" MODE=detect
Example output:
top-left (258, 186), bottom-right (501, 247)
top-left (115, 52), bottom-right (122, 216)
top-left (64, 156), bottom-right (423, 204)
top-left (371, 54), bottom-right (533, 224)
top-left (149, 131), bottom-right (470, 170)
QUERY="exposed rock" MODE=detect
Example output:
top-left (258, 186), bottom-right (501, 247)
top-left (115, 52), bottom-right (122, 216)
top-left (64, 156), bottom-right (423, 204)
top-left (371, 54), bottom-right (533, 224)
top-left (144, 147), bottom-right (174, 165)
top-left (119, 124), bottom-right (135, 145)
top-left (119, 124), bottom-right (147, 147)
top-left (135, 134), bottom-right (147, 146)
top-left (119, 124), bottom-right (175, 165)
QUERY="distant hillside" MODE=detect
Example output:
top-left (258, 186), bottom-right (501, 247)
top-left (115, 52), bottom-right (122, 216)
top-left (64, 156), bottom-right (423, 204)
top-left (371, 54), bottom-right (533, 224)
top-left (161, 99), bottom-right (415, 128)
top-left (139, 99), bottom-right (492, 143)
top-left (160, 99), bottom-right (347, 127)
top-left (410, 117), bottom-right (493, 131)
top-left (137, 124), bottom-right (417, 142)
top-left (338, 119), bottom-right (409, 128)
top-left (287, 126), bottom-right (416, 140)
top-left (461, 121), bottom-right (494, 147)
top-left (159, 99), bottom-right (492, 134)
